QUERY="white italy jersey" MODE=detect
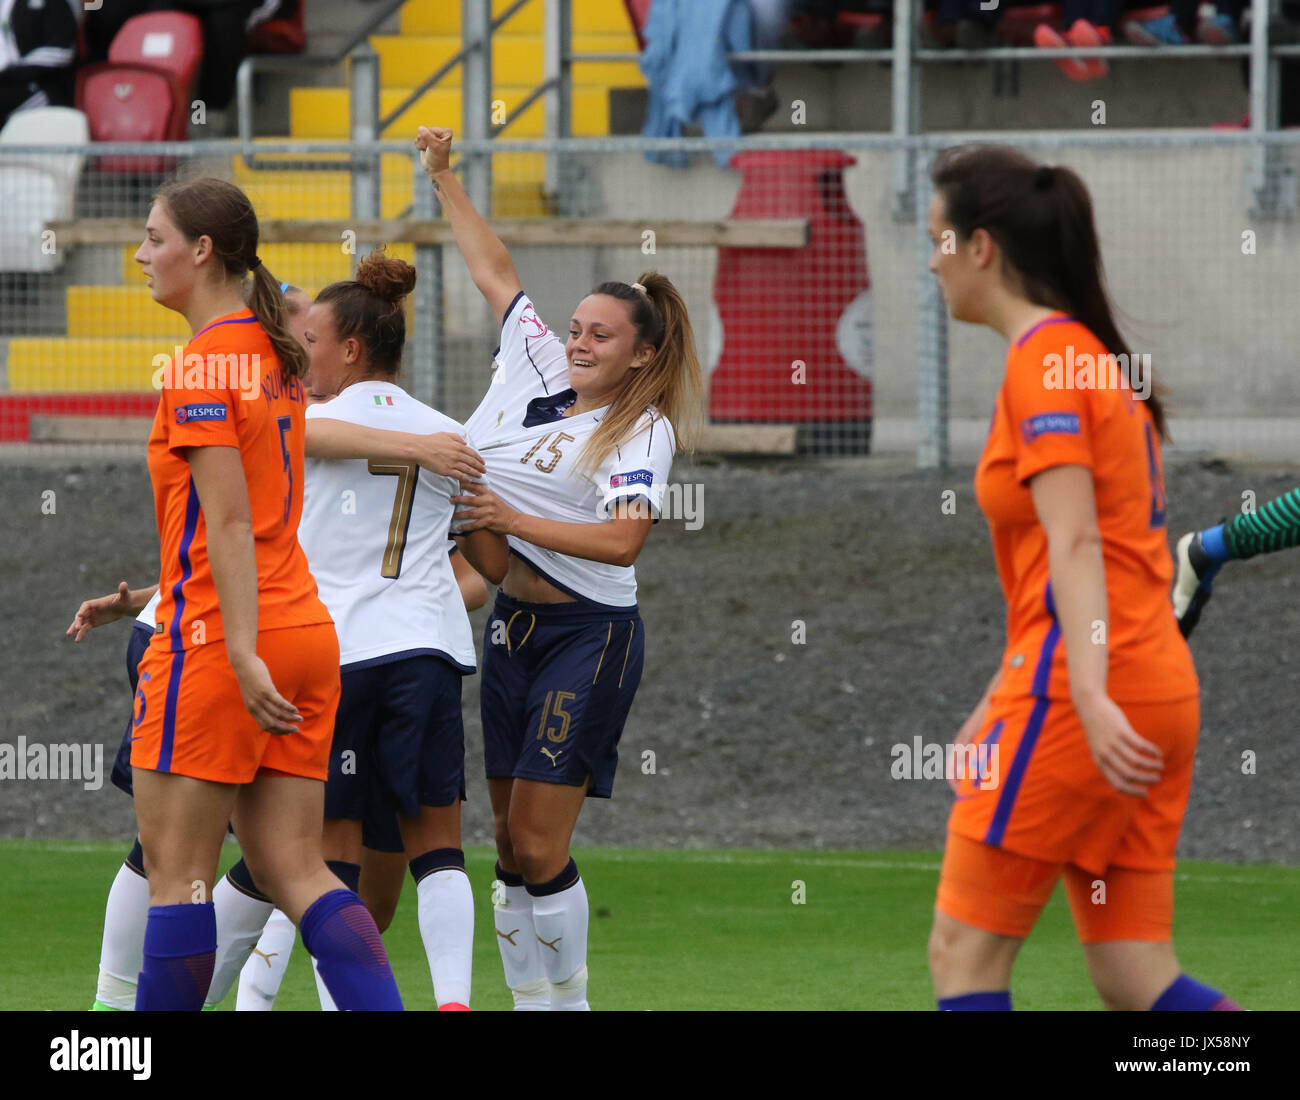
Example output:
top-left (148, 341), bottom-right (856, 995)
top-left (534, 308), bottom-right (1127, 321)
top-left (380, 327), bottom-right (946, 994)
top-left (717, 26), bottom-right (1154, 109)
top-left (300, 380), bottom-right (476, 672)
top-left (136, 588), bottom-right (161, 630)
top-left (461, 291), bottom-right (676, 608)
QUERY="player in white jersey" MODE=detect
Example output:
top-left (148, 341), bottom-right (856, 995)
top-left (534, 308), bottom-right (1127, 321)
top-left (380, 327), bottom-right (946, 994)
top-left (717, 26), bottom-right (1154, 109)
top-left (310, 124), bottom-right (704, 1009)
top-left (198, 251), bottom-right (508, 1011)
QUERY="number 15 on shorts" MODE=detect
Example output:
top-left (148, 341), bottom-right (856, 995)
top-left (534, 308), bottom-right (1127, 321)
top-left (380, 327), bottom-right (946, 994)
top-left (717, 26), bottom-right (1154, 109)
top-left (537, 691), bottom-right (575, 743)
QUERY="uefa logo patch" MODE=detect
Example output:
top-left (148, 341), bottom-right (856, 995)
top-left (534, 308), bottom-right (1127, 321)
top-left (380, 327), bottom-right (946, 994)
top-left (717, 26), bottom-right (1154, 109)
top-left (1020, 412), bottom-right (1079, 443)
top-left (175, 403), bottom-right (227, 424)
top-left (610, 469), bottom-right (653, 489)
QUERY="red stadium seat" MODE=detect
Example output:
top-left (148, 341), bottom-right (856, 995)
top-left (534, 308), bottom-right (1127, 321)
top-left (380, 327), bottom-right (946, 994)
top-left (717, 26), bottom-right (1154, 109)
top-left (248, 1), bottom-right (306, 55)
top-left (75, 12), bottom-right (203, 173)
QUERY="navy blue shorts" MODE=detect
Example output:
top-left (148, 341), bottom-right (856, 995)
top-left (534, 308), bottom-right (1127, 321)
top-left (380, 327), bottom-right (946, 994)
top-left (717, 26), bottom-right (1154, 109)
top-left (361, 803), bottom-right (404, 854)
top-left (323, 655), bottom-right (467, 839)
top-left (111, 623), bottom-right (155, 796)
top-left (481, 591), bottom-right (645, 798)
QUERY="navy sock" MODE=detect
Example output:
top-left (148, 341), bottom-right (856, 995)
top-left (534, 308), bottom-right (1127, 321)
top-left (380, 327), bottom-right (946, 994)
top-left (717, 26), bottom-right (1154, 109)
top-left (494, 861), bottom-right (524, 888)
top-left (326, 859), bottom-right (362, 894)
top-left (125, 836), bottom-right (146, 877)
top-left (938, 990), bottom-right (1012, 1011)
top-left (524, 857), bottom-right (580, 898)
top-left (299, 888), bottom-right (403, 1011)
top-left (1151, 974), bottom-right (1239, 1011)
top-left (135, 903), bottom-right (216, 1011)
top-left (409, 847), bottom-right (465, 885)
top-left (226, 857), bottom-right (272, 903)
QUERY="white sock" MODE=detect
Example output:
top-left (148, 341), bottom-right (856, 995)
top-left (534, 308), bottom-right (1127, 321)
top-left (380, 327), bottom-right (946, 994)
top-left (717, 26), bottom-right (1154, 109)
top-left (495, 882), bottom-right (549, 1010)
top-left (204, 872), bottom-right (275, 1008)
top-left (530, 877), bottom-right (590, 1011)
top-left (416, 869), bottom-right (474, 1007)
top-left (311, 955), bottom-right (338, 1011)
top-left (234, 909), bottom-right (297, 1011)
top-left (95, 861), bottom-right (150, 1010)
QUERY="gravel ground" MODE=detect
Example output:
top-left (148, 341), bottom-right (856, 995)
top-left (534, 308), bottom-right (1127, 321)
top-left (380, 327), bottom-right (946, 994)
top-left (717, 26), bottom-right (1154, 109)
top-left (2, 451), bottom-right (1297, 864)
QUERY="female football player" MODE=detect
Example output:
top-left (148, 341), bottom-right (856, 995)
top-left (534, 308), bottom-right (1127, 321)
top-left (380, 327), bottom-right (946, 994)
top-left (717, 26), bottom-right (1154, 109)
top-left (305, 123), bottom-right (703, 1009)
top-left (925, 144), bottom-right (1239, 1011)
top-left (69, 284), bottom-right (316, 1012)
top-left (298, 250), bottom-right (505, 1010)
top-left (124, 177), bottom-right (401, 1010)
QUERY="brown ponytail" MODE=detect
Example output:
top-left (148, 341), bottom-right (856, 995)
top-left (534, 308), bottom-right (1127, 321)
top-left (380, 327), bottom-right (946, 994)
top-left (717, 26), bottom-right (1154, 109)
top-left (576, 271), bottom-right (704, 477)
top-left (314, 247), bottom-right (417, 376)
top-left (931, 144), bottom-right (1168, 439)
top-left (154, 177), bottom-right (308, 382)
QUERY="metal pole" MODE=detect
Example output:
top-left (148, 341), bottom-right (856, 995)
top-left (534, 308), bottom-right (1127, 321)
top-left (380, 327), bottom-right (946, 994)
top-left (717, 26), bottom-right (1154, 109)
top-left (411, 157), bottom-right (437, 408)
top-left (236, 58), bottom-right (255, 144)
top-left (891, 0), bottom-right (919, 222)
top-left (1247, 0), bottom-right (1281, 217)
top-left (462, 0), bottom-right (493, 215)
top-left (544, 0), bottom-right (573, 201)
top-left (915, 146), bottom-right (948, 471)
top-left (350, 42), bottom-right (381, 251)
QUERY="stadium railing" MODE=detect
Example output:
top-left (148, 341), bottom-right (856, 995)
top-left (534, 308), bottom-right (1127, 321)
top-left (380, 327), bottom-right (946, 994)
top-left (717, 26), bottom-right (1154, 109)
top-left (1, 131), bottom-right (1298, 467)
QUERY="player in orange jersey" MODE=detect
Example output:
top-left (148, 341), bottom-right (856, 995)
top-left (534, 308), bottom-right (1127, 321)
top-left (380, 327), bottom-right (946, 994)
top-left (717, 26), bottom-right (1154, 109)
top-left (924, 145), bottom-right (1239, 1011)
top-left (125, 178), bottom-right (401, 1010)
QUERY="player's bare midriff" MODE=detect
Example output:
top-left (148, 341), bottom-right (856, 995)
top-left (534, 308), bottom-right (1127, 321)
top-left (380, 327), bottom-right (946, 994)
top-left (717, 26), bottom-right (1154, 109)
top-left (501, 554), bottom-right (578, 603)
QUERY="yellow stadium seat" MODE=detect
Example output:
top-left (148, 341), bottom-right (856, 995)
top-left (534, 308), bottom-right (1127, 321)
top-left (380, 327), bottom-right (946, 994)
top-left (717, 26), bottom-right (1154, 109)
top-left (401, 0), bottom-right (546, 37)
top-left (8, 339), bottom-right (174, 392)
top-left (66, 288), bottom-right (191, 339)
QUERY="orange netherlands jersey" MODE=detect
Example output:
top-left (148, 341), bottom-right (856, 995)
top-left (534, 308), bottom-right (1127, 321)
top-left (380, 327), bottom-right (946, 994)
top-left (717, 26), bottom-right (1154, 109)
top-left (146, 308), bottom-right (332, 652)
top-left (974, 313), bottom-right (1197, 704)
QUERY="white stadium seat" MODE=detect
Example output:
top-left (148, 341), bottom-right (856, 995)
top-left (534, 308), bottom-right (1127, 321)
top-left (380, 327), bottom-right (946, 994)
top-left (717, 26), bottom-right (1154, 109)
top-left (0, 107), bottom-right (90, 273)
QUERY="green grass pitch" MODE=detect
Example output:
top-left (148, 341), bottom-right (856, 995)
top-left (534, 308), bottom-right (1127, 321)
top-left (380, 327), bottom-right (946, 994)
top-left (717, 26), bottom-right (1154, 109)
top-left (2, 840), bottom-right (1294, 1010)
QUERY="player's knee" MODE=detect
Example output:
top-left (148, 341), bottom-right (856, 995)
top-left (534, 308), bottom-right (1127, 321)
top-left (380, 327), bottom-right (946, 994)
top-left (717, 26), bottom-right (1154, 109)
top-left (509, 831), bottom-right (562, 884)
top-left (927, 921), bottom-right (957, 983)
top-left (363, 891), bottom-right (399, 934)
top-left (1089, 964), bottom-right (1166, 1011)
top-left (493, 815), bottom-right (516, 864)
top-left (1091, 972), bottom-right (1145, 1011)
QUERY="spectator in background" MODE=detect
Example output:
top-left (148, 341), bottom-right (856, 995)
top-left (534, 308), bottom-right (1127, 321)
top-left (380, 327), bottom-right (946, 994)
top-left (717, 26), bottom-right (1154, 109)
top-left (923, 0), bottom-right (1005, 50)
top-left (641, 0), bottom-right (773, 157)
top-left (0, 0), bottom-right (78, 131)
top-left (1122, 2), bottom-right (1245, 46)
top-left (749, 0), bottom-right (796, 47)
top-left (1034, 2), bottom-right (1120, 82)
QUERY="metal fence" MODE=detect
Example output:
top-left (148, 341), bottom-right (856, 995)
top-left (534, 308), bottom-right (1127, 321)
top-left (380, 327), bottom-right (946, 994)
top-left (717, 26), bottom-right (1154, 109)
top-left (1, 131), bottom-right (1298, 464)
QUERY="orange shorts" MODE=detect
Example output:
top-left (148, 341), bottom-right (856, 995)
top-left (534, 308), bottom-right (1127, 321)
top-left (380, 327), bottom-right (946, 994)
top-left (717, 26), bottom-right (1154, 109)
top-left (129, 622), bottom-right (341, 785)
top-left (936, 833), bottom-right (1176, 942)
top-left (938, 693), bottom-right (1199, 941)
top-left (948, 693), bottom-right (1199, 875)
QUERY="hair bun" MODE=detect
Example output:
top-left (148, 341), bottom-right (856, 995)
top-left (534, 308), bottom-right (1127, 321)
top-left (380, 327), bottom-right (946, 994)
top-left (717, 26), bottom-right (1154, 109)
top-left (1034, 165), bottom-right (1055, 190)
top-left (355, 248), bottom-right (417, 305)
